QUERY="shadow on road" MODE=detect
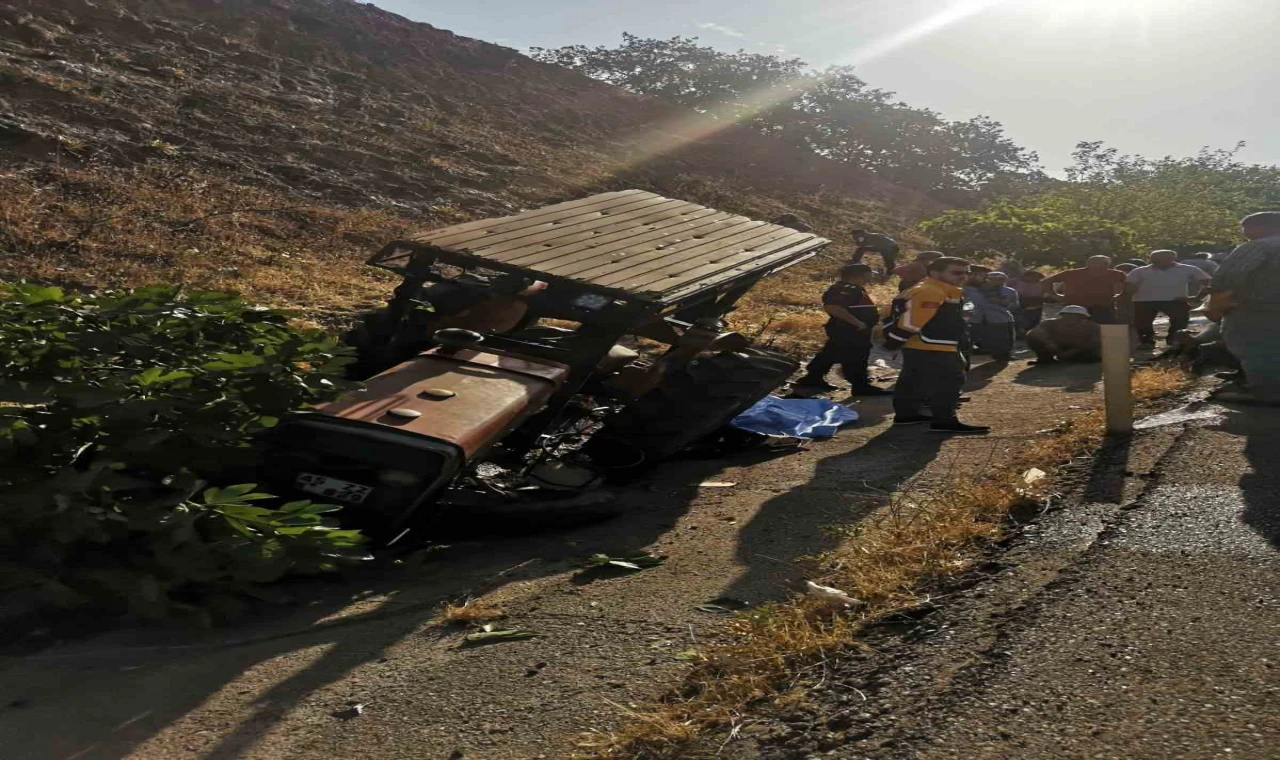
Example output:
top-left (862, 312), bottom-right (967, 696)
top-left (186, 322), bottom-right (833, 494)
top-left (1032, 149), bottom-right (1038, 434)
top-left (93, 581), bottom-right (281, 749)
top-left (1013, 361), bottom-right (1102, 393)
top-left (1218, 404), bottom-right (1280, 550)
top-left (0, 442), bottom-right (808, 760)
top-left (1083, 435), bottom-right (1131, 504)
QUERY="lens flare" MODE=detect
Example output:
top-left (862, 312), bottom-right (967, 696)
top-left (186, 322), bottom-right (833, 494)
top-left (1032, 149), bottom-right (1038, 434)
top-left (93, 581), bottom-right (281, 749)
top-left (610, 0), bottom-right (1009, 177)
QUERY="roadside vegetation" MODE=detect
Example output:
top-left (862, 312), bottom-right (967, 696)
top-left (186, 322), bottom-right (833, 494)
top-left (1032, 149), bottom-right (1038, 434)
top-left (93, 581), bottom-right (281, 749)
top-left (922, 143), bottom-right (1280, 265)
top-left (0, 283), bottom-right (369, 621)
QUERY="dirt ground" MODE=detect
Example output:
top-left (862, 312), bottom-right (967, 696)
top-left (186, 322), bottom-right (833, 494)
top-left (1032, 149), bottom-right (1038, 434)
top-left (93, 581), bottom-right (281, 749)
top-left (0, 351), bottom-right (1113, 760)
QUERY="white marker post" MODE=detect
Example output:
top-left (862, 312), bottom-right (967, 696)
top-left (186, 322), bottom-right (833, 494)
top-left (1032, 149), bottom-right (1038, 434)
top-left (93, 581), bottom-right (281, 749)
top-left (1100, 324), bottom-right (1133, 436)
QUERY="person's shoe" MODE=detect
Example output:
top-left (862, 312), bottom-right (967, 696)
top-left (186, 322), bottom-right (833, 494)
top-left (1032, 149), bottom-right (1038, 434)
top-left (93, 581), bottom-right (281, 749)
top-left (849, 385), bottom-right (894, 396)
top-left (893, 414), bottom-right (934, 426)
top-left (929, 420), bottom-right (991, 434)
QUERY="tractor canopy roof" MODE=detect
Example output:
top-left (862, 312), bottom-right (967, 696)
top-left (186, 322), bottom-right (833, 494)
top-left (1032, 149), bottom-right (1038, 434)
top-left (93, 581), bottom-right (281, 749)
top-left (368, 190), bottom-right (829, 310)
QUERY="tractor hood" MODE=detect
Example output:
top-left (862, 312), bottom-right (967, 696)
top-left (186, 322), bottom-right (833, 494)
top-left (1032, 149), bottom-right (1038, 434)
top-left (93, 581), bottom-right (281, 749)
top-left (318, 347), bottom-right (571, 460)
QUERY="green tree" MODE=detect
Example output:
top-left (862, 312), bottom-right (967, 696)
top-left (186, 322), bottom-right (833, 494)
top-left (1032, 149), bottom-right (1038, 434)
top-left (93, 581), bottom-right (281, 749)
top-left (920, 142), bottom-right (1280, 265)
top-left (530, 35), bottom-right (1042, 199)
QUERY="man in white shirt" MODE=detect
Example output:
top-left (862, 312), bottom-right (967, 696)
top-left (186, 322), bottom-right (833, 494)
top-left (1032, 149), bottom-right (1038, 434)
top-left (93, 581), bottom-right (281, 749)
top-left (1125, 249), bottom-right (1211, 347)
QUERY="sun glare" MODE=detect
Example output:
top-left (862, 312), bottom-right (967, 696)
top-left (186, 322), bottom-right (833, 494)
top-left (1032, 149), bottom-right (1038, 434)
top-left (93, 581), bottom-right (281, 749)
top-left (1030, 0), bottom-right (1200, 23)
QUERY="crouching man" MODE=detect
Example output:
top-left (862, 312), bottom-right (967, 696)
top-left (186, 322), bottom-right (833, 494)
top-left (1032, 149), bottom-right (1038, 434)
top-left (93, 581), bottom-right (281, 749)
top-left (1025, 305), bottom-right (1101, 364)
top-left (883, 256), bottom-right (990, 434)
top-left (796, 263), bottom-right (892, 395)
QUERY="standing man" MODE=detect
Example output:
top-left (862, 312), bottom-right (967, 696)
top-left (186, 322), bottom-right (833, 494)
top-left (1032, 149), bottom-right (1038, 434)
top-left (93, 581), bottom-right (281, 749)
top-left (884, 257), bottom-right (989, 434)
top-left (1041, 255), bottom-right (1127, 323)
top-left (850, 228), bottom-right (900, 273)
top-left (1208, 212), bottom-right (1280, 404)
top-left (966, 271), bottom-right (1019, 362)
top-left (1126, 249), bottom-right (1211, 347)
top-left (891, 250), bottom-right (943, 292)
top-left (796, 263), bottom-right (893, 396)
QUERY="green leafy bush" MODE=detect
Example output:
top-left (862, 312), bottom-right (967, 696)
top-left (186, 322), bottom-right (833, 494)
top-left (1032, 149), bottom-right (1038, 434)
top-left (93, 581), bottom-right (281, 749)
top-left (0, 283), bottom-right (370, 619)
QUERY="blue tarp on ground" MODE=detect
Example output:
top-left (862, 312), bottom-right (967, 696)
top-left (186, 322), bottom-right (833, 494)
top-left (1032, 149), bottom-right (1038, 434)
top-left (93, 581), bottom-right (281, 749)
top-left (729, 396), bottom-right (859, 439)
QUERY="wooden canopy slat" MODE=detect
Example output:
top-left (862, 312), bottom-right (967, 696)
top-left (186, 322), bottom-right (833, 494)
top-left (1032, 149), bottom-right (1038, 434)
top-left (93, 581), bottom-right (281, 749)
top-left (377, 191), bottom-right (830, 305)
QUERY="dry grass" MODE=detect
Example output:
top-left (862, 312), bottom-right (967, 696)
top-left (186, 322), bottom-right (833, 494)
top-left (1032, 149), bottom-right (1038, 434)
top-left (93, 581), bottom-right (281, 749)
top-left (580, 366), bottom-right (1192, 758)
top-left (439, 598), bottom-right (508, 626)
top-left (730, 261), bottom-right (900, 355)
top-left (0, 162), bottom-right (442, 324)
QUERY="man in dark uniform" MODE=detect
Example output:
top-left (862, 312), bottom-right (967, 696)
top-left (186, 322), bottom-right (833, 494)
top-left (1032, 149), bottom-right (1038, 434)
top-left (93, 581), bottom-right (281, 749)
top-left (850, 229), bottom-right (900, 273)
top-left (795, 263), bottom-right (893, 395)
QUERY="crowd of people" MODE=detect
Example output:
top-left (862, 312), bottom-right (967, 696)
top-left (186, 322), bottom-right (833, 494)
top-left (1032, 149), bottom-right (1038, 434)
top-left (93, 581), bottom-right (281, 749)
top-left (784, 211), bottom-right (1280, 434)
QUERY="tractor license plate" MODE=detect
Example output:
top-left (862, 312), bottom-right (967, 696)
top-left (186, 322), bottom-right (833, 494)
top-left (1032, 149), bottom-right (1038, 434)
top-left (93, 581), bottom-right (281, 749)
top-left (295, 473), bottom-right (373, 505)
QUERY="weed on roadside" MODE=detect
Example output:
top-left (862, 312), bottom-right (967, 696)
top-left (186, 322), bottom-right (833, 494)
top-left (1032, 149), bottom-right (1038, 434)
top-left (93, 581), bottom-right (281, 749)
top-left (440, 598), bottom-right (508, 626)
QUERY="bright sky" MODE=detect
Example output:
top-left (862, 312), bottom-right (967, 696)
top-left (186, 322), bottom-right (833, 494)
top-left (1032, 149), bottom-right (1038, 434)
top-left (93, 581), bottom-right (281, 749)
top-left (374, 0), bottom-right (1279, 173)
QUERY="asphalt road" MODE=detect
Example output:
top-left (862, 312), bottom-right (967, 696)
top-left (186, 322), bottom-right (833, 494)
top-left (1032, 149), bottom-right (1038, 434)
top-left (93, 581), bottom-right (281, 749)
top-left (755, 395), bottom-right (1279, 760)
top-left (906, 401), bottom-right (1280, 759)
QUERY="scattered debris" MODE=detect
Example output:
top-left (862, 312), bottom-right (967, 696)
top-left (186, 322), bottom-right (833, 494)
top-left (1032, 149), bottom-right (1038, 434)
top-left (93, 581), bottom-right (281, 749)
top-left (583, 552), bottom-right (666, 571)
top-left (1022, 467), bottom-right (1048, 485)
top-left (697, 481), bottom-right (737, 488)
top-left (805, 580), bottom-right (863, 608)
top-left (1133, 402), bottom-right (1227, 430)
top-left (462, 623), bottom-right (537, 646)
top-left (331, 702), bottom-right (366, 719)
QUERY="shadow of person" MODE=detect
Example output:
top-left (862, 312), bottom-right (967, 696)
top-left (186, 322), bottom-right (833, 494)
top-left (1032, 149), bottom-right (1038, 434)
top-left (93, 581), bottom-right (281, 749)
top-left (2, 445), bottom-right (804, 760)
top-left (1220, 406), bottom-right (1280, 550)
top-left (719, 422), bottom-right (949, 605)
top-left (966, 358), bottom-right (1010, 392)
top-left (1013, 360), bottom-right (1102, 393)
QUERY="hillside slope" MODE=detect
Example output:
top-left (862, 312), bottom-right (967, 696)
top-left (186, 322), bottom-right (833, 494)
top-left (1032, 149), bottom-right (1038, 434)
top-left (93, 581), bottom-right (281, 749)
top-left (0, 0), bottom-right (941, 338)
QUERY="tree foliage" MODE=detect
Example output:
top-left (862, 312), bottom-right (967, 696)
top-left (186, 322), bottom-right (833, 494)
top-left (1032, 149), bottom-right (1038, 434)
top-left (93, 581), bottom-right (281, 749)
top-left (530, 34), bottom-right (1042, 200)
top-left (0, 284), bottom-right (369, 620)
top-left (920, 143), bottom-right (1280, 266)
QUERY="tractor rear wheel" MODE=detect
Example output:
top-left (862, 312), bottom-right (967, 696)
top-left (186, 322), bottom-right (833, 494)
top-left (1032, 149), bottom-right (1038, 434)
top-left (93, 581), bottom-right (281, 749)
top-left (584, 348), bottom-right (797, 472)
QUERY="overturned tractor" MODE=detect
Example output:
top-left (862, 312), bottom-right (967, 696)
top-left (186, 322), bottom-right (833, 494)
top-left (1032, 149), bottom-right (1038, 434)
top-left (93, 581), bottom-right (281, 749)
top-left (260, 190), bottom-right (829, 544)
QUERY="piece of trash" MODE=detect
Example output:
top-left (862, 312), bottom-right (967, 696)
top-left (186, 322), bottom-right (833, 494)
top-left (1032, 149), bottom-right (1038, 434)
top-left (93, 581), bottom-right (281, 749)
top-left (583, 552), bottom-right (666, 571)
top-left (463, 623), bottom-right (537, 646)
top-left (696, 604), bottom-right (735, 614)
top-left (332, 702), bottom-right (365, 719)
top-left (805, 580), bottom-right (863, 608)
top-left (1133, 403), bottom-right (1227, 430)
top-left (698, 481), bottom-right (736, 488)
top-left (1022, 468), bottom-right (1048, 485)
top-left (675, 649), bottom-right (701, 661)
